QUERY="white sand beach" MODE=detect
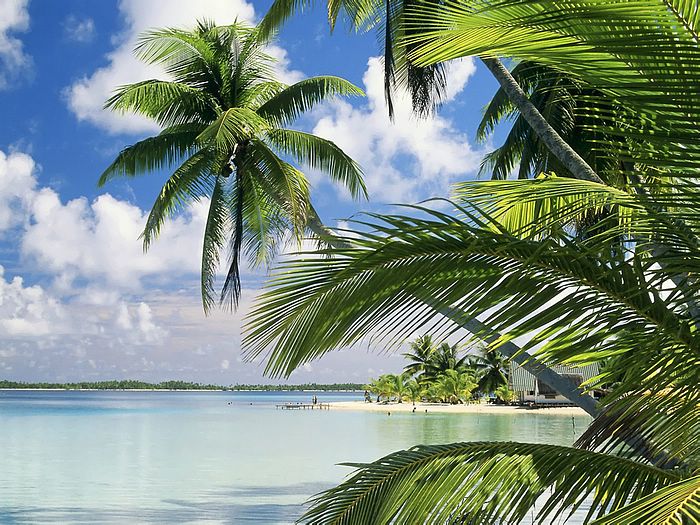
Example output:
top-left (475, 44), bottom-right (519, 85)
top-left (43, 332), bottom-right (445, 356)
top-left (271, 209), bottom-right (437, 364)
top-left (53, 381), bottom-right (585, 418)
top-left (328, 400), bottom-right (590, 416)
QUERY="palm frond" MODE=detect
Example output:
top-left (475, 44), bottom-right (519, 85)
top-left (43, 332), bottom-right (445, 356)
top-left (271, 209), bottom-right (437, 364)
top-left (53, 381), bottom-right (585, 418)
top-left (591, 475), bottom-right (700, 525)
top-left (452, 175), bottom-right (641, 240)
top-left (141, 149), bottom-right (216, 250)
top-left (246, 139), bottom-right (310, 240)
top-left (196, 108), bottom-right (270, 150)
top-left (244, 204), bottom-right (698, 383)
top-left (301, 441), bottom-right (678, 524)
top-left (258, 0), bottom-right (314, 41)
top-left (264, 128), bottom-right (367, 200)
top-left (257, 76), bottom-right (364, 126)
top-left (98, 124), bottom-right (203, 186)
top-left (201, 176), bottom-right (231, 312)
top-left (105, 80), bottom-right (219, 127)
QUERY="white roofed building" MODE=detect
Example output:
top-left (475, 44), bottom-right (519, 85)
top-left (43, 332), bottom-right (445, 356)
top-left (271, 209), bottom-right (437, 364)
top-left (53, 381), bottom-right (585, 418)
top-left (509, 361), bottom-right (599, 406)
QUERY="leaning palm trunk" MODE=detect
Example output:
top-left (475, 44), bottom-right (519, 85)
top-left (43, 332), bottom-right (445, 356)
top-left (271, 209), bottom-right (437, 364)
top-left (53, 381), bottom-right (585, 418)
top-left (481, 57), bottom-right (604, 184)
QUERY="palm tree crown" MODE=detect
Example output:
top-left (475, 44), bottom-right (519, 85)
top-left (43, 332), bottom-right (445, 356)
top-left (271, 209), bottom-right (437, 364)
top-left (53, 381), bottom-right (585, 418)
top-left (99, 20), bottom-right (366, 311)
top-left (401, 334), bottom-right (435, 379)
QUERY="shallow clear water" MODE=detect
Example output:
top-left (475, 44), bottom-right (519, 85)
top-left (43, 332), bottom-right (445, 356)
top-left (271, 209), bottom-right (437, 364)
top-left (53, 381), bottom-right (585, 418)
top-left (0, 390), bottom-right (592, 524)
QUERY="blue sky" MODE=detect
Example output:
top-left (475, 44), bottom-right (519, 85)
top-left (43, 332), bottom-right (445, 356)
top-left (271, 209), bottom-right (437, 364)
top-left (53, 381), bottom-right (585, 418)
top-left (0, 0), bottom-right (502, 384)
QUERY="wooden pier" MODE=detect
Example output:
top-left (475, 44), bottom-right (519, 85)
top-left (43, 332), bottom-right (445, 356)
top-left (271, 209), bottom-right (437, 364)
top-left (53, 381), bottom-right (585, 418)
top-left (275, 403), bottom-right (330, 410)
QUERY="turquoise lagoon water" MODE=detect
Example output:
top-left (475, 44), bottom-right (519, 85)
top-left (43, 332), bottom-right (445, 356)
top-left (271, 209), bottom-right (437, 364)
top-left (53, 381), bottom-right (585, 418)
top-left (0, 390), bottom-right (592, 524)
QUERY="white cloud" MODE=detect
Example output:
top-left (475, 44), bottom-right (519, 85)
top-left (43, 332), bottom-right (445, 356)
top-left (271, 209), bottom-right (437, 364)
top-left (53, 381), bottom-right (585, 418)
top-left (0, 0), bottom-right (31, 89)
top-left (0, 264), bottom-right (167, 346)
top-left (0, 266), bottom-right (64, 336)
top-left (64, 0), bottom-right (300, 135)
top-left (63, 15), bottom-right (96, 43)
top-left (0, 149), bottom-right (36, 232)
top-left (312, 57), bottom-right (481, 202)
top-left (21, 189), bottom-right (208, 290)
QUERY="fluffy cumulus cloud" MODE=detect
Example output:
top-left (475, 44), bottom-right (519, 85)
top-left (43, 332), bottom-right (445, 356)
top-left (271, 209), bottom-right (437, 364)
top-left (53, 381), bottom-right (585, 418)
top-left (63, 15), bottom-right (96, 43)
top-left (65, 0), bottom-right (300, 134)
top-left (0, 0), bottom-right (31, 89)
top-left (0, 266), bottom-right (64, 337)
top-left (0, 147), bottom-right (407, 382)
top-left (22, 189), bottom-right (208, 289)
top-left (312, 57), bottom-right (482, 202)
top-left (0, 149), bottom-right (35, 231)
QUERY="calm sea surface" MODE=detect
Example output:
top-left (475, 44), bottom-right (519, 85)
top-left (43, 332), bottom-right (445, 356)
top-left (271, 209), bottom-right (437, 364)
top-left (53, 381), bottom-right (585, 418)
top-left (0, 390), bottom-right (592, 524)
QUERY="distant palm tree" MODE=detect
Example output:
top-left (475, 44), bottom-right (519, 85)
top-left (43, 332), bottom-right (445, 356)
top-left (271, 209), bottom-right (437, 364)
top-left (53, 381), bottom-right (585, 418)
top-left (423, 343), bottom-right (468, 382)
top-left (494, 385), bottom-right (515, 405)
top-left (470, 349), bottom-right (509, 395)
top-left (99, 20), bottom-right (365, 311)
top-left (431, 370), bottom-right (478, 404)
top-left (401, 334), bottom-right (435, 380)
top-left (385, 373), bottom-right (411, 403)
top-left (405, 378), bottom-right (423, 406)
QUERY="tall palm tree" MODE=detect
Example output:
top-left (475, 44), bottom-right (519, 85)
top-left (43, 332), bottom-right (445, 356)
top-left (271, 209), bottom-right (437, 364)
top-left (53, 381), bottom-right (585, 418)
top-left (401, 334), bottom-right (435, 380)
top-left (385, 372), bottom-right (410, 403)
top-left (422, 342), bottom-right (468, 382)
top-left (469, 348), bottom-right (509, 395)
top-left (366, 376), bottom-right (391, 403)
top-left (405, 378), bottom-right (423, 405)
top-left (434, 369), bottom-right (478, 404)
top-left (99, 20), bottom-right (366, 311)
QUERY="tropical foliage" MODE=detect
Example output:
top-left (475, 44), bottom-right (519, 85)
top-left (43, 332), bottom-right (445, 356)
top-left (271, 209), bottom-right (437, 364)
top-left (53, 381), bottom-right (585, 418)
top-left (99, 21), bottom-right (365, 311)
top-left (243, 0), bottom-right (700, 522)
top-left (370, 336), bottom-right (505, 404)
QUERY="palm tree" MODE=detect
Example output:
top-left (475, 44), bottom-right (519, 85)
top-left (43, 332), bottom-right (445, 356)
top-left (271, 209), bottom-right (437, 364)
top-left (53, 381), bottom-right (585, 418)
top-left (494, 384), bottom-right (515, 405)
top-left (99, 21), bottom-right (365, 311)
top-left (385, 373), bottom-right (410, 403)
top-left (434, 369), bottom-right (478, 404)
top-left (405, 378), bottom-right (423, 405)
top-left (422, 342), bottom-right (468, 382)
top-left (469, 348), bottom-right (509, 395)
top-left (366, 376), bottom-right (391, 403)
top-left (401, 334), bottom-right (435, 380)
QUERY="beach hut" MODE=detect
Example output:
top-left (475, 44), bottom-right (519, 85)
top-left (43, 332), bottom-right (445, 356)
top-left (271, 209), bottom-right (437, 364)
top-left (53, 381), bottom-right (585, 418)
top-left (509, 361), bottom-right (599, 405)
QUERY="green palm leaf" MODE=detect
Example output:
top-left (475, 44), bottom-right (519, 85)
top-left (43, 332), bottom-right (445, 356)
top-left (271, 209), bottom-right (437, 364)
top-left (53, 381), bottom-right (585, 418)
top-left (196, 107), bottom-right (270, 150)
top-left (301, 441), bottom-right (678, 524)
top-left (591, 475), bottom-right (700, 525)
top-left (98, 124), bottom-right (204, 186)
top-left (257, 76), bottom-right (364, 126)
top-left (201, 176), bottom-right (231, 312)
top-left (264, 129), bottom-right (367, 199)
top-left (141, 149), bottom-right (217, 250)
top-left (105, 80), bottom-right (219, 127)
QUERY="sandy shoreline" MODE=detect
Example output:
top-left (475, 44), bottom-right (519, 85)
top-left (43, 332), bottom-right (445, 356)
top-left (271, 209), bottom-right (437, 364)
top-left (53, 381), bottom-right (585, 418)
top-left (328, 400), bottom-right (590, 416)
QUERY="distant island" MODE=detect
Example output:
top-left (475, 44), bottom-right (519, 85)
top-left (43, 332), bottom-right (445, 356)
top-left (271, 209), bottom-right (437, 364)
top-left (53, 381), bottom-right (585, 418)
top-left (0, 380), bottom-right (366, 391)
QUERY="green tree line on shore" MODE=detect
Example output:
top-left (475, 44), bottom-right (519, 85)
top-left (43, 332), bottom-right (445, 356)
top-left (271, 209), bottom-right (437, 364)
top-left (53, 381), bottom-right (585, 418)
top-left (0, 380), bottom-right (365, 391)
